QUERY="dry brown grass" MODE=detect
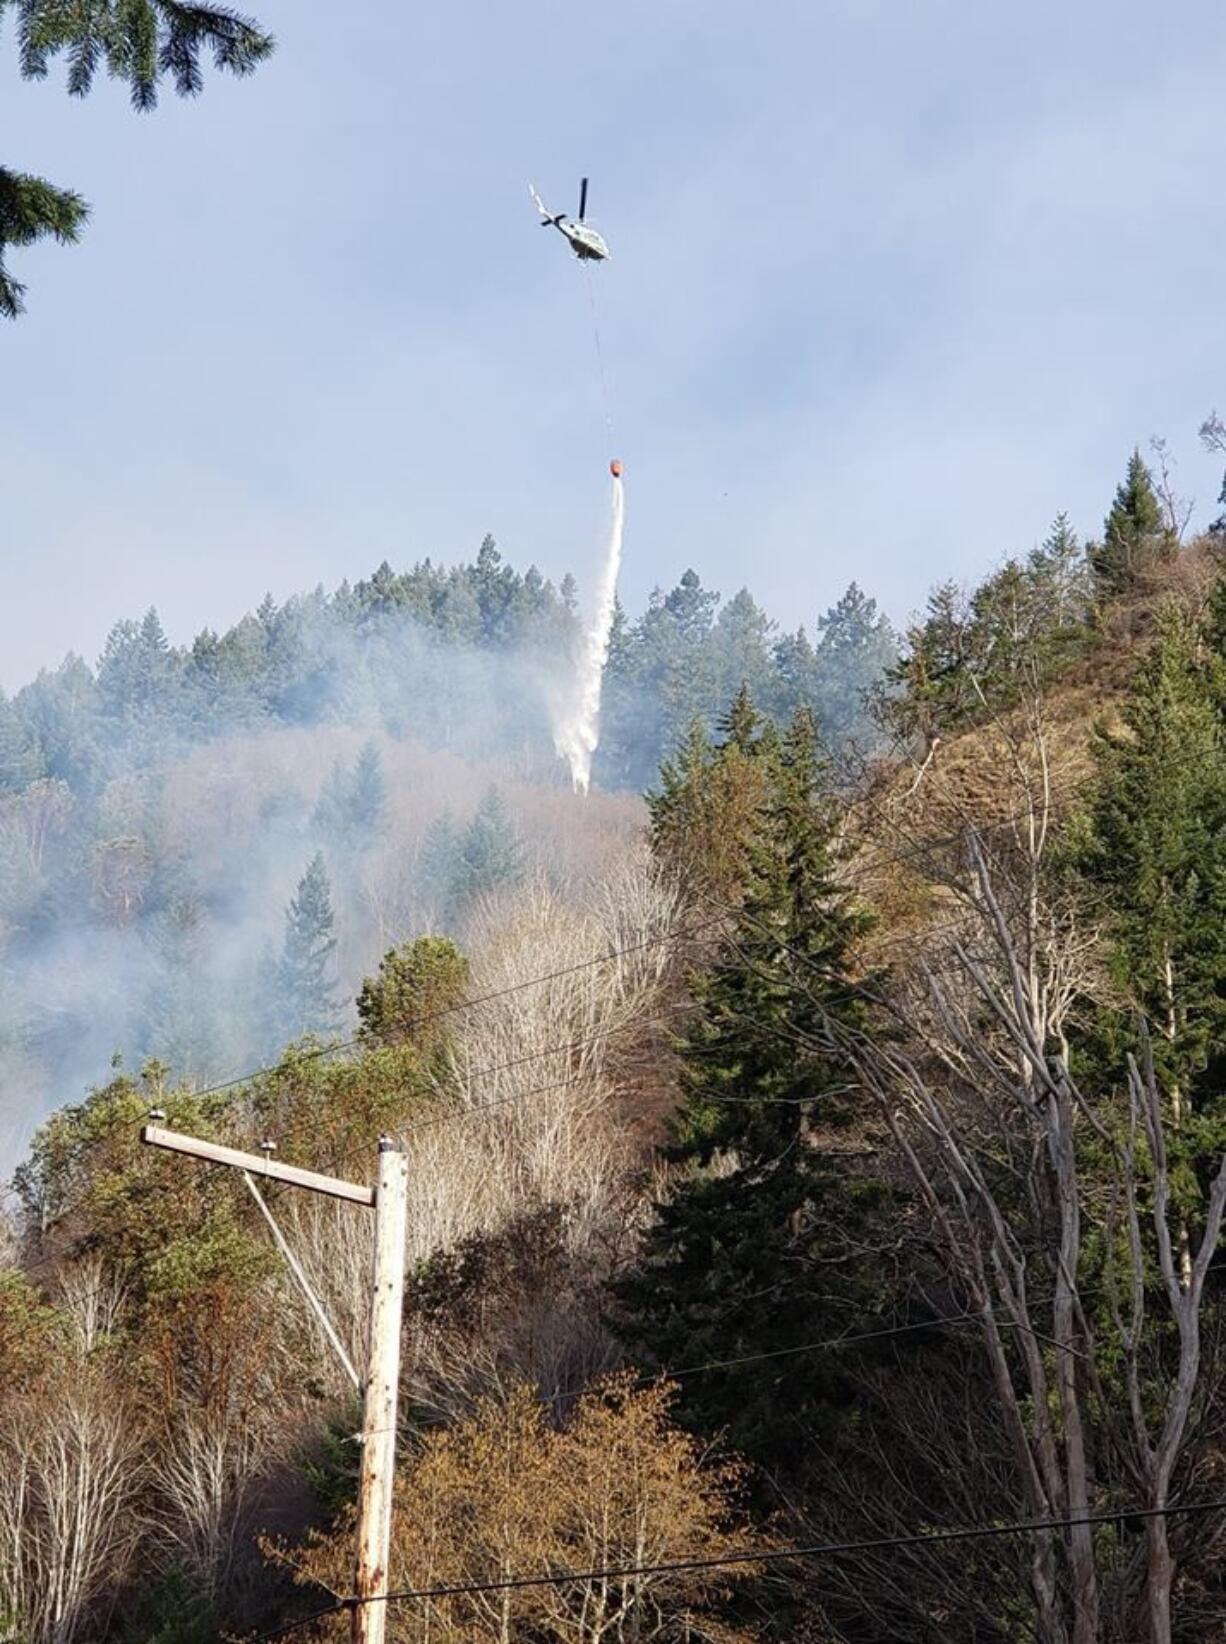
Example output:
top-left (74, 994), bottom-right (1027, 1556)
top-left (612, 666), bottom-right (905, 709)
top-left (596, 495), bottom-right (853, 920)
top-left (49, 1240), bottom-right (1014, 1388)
top-left (843, 680), bottom-right (1124, 971)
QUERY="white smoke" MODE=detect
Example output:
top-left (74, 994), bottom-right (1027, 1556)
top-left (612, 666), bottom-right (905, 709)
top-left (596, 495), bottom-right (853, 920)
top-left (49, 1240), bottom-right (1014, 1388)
top-left (553, 474), bottom-right (625, 794)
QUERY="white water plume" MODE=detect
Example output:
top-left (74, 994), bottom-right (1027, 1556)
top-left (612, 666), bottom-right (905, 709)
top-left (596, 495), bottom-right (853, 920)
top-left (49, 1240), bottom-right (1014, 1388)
top-left (553, 474), bottom-right (625, 794)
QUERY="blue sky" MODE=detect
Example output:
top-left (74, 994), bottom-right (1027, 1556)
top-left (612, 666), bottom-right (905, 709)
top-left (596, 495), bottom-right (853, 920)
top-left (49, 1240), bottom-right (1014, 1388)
top-left (2, 0), bottom-right (1225, 690)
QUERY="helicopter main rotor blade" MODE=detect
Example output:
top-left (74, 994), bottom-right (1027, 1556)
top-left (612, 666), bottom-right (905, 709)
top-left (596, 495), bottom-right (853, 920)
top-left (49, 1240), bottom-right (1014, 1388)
top-left (578, 177), bottom-right (588, 221)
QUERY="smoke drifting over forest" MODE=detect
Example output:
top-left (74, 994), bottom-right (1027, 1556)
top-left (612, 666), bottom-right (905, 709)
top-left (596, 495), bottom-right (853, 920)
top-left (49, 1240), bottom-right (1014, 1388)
top-left (0, 539), bottom-right (896, 1161)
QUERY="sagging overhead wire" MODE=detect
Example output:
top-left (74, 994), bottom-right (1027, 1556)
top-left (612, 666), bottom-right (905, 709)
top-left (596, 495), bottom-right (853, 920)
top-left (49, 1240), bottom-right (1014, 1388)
top-left (131, 749), bottom-right (1093, 1126)
top-left (119, 916), bottom-right (720, 1111)
top-left (352, 1241), bottom-right (1226, 1453)
top-left (252, 1496), bottom-right (1226, 1641)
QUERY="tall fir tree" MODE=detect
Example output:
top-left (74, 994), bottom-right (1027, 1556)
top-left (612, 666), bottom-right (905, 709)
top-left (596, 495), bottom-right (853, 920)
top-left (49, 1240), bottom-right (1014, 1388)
top-left (311, 757), bottom-right (351, 843)
top-left (621, 706), bottom-right (877, 1471)
top-left (812, 582), bottom-right (898, 745)
top-left (141, 896), bottom-right (222, 1081)
top-left (349, 740), bottom-right (387, 846)
top-left (711, 588), bottom-right (775, 713)
top-left (1072, 610), bottom-right (1226, 1111)
top-left (648, 689), bottom-right (776, 909)
top-left (1090, 449), bottom-right (1175, 597)
top-left (452, 789), bottom-right (521, 909)
top-left (419, 809), bottom-right (461, 919)
top-left (0, 691), bottom-right (40, 792)
top-left (312, 742), bottom-right (388, 853)
top-left (271, 852), bottom-right (339, 1045)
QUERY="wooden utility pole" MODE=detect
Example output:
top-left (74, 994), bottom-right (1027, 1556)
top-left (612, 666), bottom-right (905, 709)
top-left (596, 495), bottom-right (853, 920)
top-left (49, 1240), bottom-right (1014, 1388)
top-left (140, 1124), bottom-right (408, 1643)
top-left (353, 1139), bottom-right (408, 1644)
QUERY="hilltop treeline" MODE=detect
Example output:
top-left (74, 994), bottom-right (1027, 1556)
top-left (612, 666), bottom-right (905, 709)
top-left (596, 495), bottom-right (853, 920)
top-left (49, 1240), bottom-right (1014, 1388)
top-left (6, 445), bottom-right (1226, 1643)
top-left (0, 539), bottom-right (896, 799)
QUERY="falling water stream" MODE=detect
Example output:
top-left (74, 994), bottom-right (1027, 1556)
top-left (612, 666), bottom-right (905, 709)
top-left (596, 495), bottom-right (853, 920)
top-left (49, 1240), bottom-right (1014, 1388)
top-left (553, 472), bottom-right (624, 793)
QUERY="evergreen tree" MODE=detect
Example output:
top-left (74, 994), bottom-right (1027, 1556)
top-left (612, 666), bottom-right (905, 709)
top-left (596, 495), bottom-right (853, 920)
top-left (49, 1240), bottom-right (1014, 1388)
top-left (812, 582), bottom-right (898, 745)
top-left (1029, 512), bottom-right (1089, 624)
top-left (349, 741), bottom-right (387, 846)
top-left (356, 935), bottom-right (469, 1057)
top-left (0, 167), bottom-right (87, 318)
top-left (97, 607), bottom-right (180, 741)
top-left (271, 852), bottom-right (339, 1044)
top-left (473, 535), bottom-right (516, 645)
top-left (614, 571), bottom-right (722, 790)
top-left (141, 896), bottom-right (222, 1081)
top-left (453, 789), bottom-right (521, 909)
top-left (311, 757), bottom-right (351, 844)
top-left (419, 809), bottom-right (461, 917)
top-left (711, 589), bottom-right (775, 712)
top-left (591, 596), bottom-right (638, 789)
top-left (881, 581), bottom-right (975, 741)
top-left (621, 708), bottom-right (876, 1470)
top-left (13, 654), bottom-right (104, 793)
top-left (1073, 611), bottom-right (1226, 1108)
top-left (1090, 449), bottom-right (1175, 597)
top-left (312, 742), bottom-right (387, 853)
top-left (771, 626), bottom-right (818, 723)
top-left (434, 575), bottom-right (482, 646)
top-left (0, 690), bottom-right (41, 792)
top-left (665, 568), bottom-right (720, 643)
top-left (648, 691), bottom-right (776, 908)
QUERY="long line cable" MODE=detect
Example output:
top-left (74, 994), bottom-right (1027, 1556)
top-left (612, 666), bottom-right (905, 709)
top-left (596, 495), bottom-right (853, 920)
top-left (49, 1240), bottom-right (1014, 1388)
top-left (583, 262), bottom-right (613, 438)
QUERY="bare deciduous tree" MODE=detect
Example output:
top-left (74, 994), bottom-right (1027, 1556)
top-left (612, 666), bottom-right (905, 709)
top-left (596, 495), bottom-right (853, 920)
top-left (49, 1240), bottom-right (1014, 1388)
top-left (156, 1402), bottom-right (278, 1595)
top-left (280, 862), bottom-right (684, 1418)
top-left (0, 1365), bottom-right (142, 1644)
top-left (820, 737), bottom-right (1226, 1642)
top-left (1149, 437), bottom-right (1195, 545)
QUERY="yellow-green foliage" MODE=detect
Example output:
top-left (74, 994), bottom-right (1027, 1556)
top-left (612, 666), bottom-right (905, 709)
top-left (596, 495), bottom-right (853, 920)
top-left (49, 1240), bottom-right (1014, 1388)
top-left (0, 1269), bottom-right (61, 1390)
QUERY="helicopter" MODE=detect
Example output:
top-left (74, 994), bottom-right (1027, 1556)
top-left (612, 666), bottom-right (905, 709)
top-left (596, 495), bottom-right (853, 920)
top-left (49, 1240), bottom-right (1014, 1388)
top-left (528, 177), bottom-right (610, 261)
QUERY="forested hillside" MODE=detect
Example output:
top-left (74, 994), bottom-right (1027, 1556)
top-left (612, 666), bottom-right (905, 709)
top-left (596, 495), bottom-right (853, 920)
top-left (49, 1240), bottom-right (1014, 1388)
top-left (6, 445), bottom-right (1226, 1644)
top-left (0, 546), bottom-right (893, 1157)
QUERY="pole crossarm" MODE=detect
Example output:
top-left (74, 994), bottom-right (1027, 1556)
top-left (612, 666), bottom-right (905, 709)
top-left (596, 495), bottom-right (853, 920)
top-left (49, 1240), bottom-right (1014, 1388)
top-left (140, 1124), bottom-right (376, 1206)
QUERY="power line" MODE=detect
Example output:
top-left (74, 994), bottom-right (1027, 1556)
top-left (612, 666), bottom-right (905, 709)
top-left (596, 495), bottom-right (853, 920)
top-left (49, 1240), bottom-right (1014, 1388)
top-left (356, 1255), bottom-right (1226, 1447)
top-left (348, 1312), bottom-right (1030, 1448)
top-left (132, 918), bottom-right (716, 1110)
top-left (132, 759), bottom-right (1093, 1128)
top-left (439, 1003), bottom-right (693, 1091)
top-left (401, 1069), bottom-right (641, 1137)
top-left (252, 1496), bottom-right (1226, 1640)
top-left (138, 753), bottom-right (1096, 1122)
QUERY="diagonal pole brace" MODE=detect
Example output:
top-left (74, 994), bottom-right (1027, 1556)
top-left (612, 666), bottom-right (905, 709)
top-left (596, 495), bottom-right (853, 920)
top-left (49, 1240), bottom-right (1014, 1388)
top-left (242, 1169), bottom-right (362, 1394)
